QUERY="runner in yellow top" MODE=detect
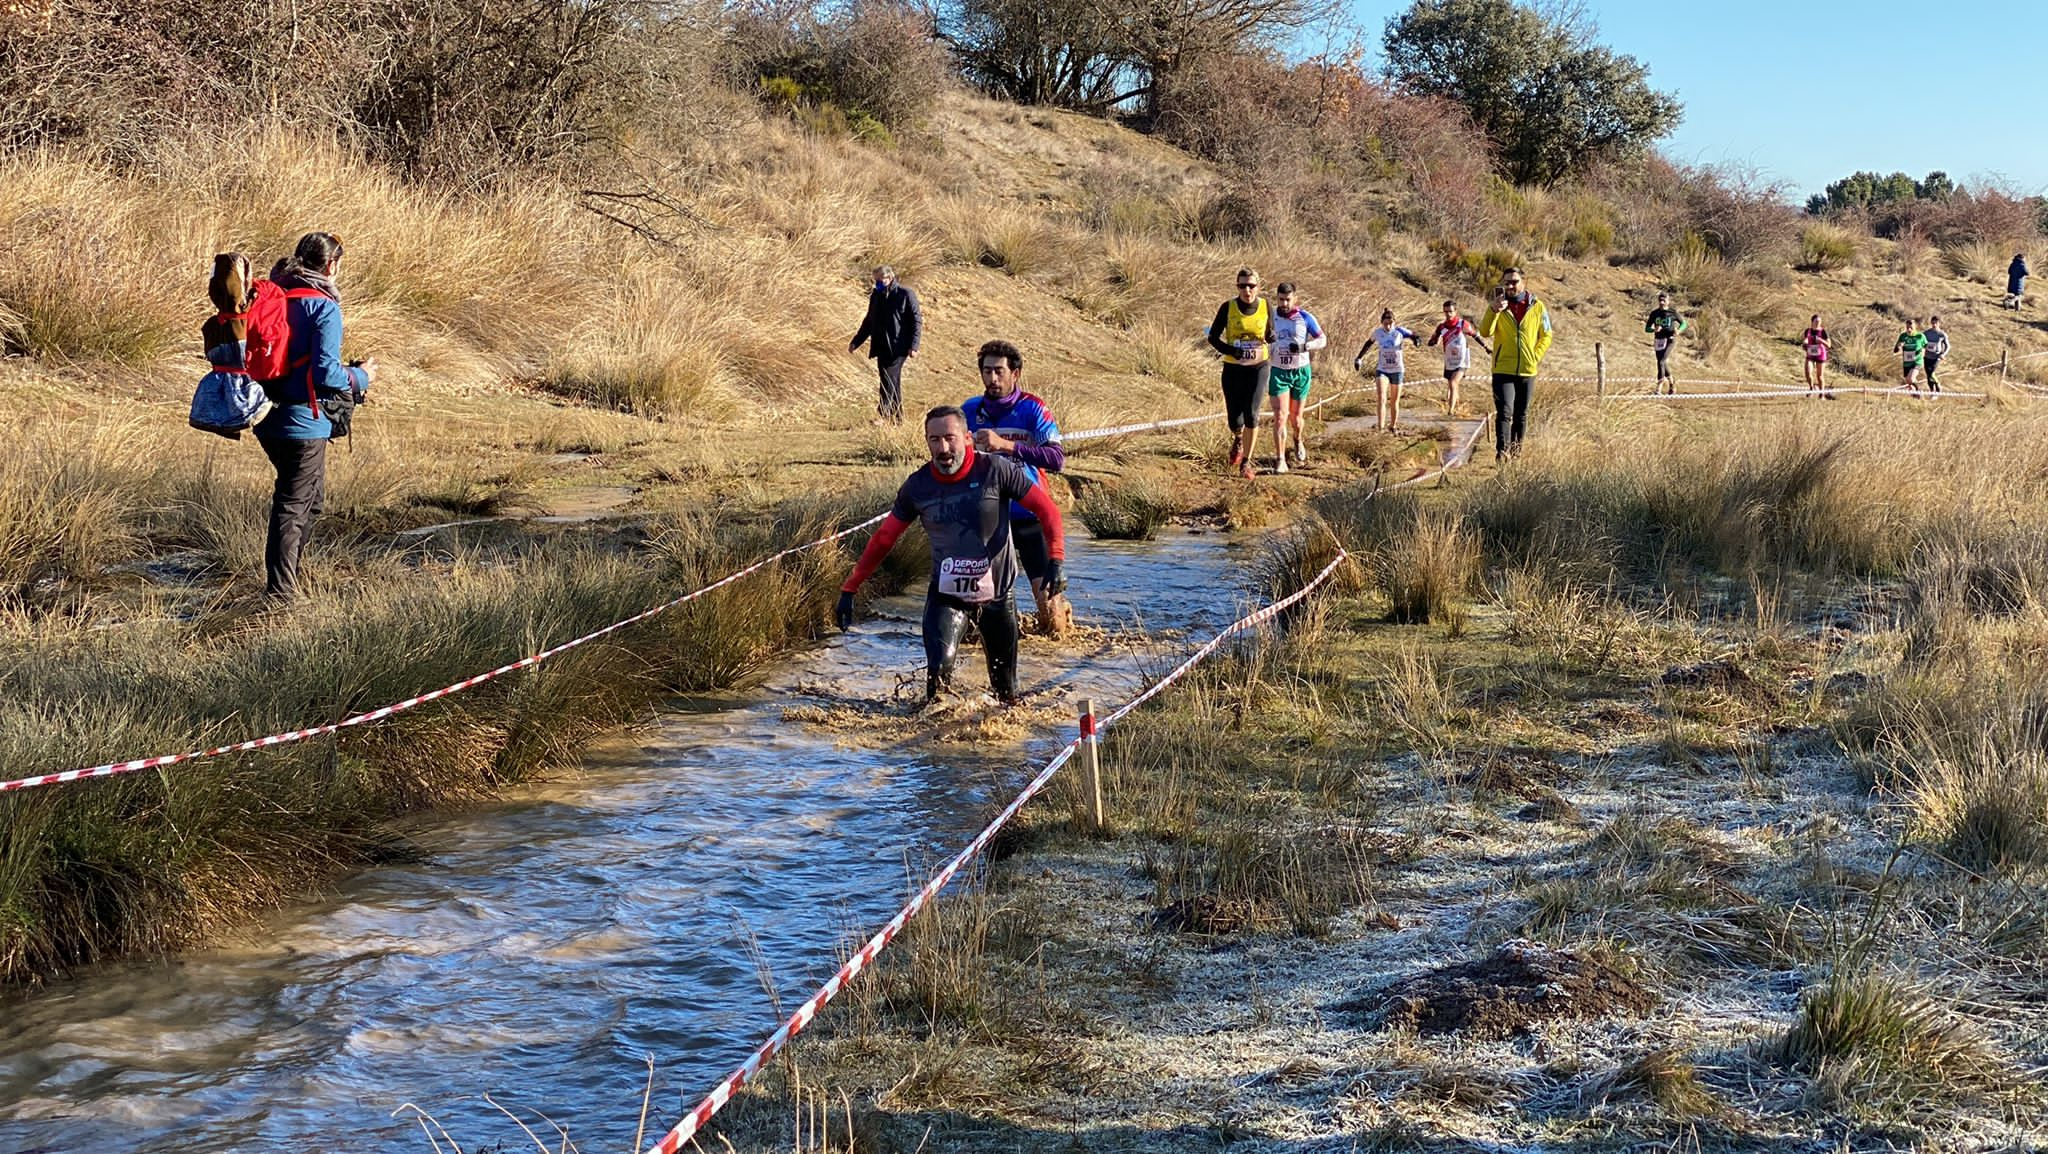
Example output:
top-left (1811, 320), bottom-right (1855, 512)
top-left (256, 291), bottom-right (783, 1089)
top-left (1206, 268), bottom-right (1272, 479)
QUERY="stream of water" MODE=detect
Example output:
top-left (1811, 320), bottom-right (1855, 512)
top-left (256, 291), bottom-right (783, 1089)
top-left (0, 527), bottom-right (1256, 1153)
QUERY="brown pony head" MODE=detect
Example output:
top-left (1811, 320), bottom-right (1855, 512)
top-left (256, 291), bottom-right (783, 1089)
top-left (208, 252), bottom-right (252, 316)
top-left (204, 252), bottom-right (253, 348)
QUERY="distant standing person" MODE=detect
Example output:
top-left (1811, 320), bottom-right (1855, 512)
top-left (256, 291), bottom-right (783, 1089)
top-left (960, 340), bottom-right (1069, 632)
top-left (1894, 317), bottom-right (1928, 395)
top-left (1207, 267), bottom-right (1272, 480)
top-left (253, 232), bottom-right (377, 602)
top-left (1354, 309), bottom-right (1419, 432)
top-left (1479, 269), bottom-right (1552, 460)
top-left (848, 265), bottom-right (922, 424)
top-left (1800, 315), bottom-right (1833, 398)
top-left (1428, 300), bottom-right (1489, 416)
top-left (2008, 253), bottom-right (2030, 310)
top-left (1645, 292), bottom-right (1686, 394)
top-left (1266, 282), bottom-right (1326, 473)
top-left (1921, 315), bottom-right (1950, 394)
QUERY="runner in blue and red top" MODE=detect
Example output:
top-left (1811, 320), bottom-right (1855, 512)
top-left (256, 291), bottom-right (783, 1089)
top-left (960, 339), bottom-right (1068, 631)
top-left (837, 405), bottom-right (1069, 704)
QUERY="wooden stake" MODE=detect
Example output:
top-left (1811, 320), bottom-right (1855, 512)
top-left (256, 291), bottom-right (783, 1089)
top-left (1595, 342), bottom-right (1606, 397)
top-left (1078, 699), bottom-right (1105, 831)
top-left (2002, 346), bottom-right (2010, 383)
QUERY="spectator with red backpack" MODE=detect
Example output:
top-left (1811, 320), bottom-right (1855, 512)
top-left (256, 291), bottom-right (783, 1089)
top-left (248, 232), bottom-right (378, 602)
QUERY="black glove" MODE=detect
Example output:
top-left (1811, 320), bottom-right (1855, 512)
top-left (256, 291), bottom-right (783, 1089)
top-left (1043, 559), bottom-right (1066, 596)
top-left (1289, 341), bottom-right (1303, 354)
top-left (835, 591), bottom-right (856, 630)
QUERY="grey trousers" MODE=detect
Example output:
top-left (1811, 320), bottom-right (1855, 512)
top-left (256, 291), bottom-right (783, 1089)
top-left (259, 435), bottom-right (327, 599)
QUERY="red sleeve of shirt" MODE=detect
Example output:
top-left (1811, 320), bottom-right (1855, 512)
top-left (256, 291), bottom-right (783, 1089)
top-left (1017, 482), bottom-right (1064, 561)
top-left (842, 514), bottom-right (911, 592)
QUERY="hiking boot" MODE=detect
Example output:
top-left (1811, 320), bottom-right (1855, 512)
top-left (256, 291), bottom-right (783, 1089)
top-left (1228, 446), bottom-right (1244, 469)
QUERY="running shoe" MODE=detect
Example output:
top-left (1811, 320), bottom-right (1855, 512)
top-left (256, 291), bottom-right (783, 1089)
top-left (1228, 446), bottom-right (1244, 469)
top-left (1274, 457), bottom-right (1289, 475)
top-left (1240, 462), bottom-right (1256, 480)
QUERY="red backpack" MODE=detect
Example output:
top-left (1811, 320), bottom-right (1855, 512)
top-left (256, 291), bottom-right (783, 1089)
top-left (243, 280), bottom-right (328, 413)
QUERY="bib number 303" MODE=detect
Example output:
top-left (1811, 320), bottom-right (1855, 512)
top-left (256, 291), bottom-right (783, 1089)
top-left (939, 556), bottom-right (997, 603)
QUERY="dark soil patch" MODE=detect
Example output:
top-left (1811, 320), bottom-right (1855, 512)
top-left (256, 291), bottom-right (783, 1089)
top-left (1659, 658), bottom-right (1755, 694)
top-left (1353, 940), bottom-right (1657, 1039)
top-left (1151, 894), bottom-right (1279, 935)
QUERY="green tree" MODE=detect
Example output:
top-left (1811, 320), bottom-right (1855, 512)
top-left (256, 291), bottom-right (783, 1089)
top-left (1916, 170), bottom-right (1956, 200)
top-left (1381, 0), bottom-right (1680, 185)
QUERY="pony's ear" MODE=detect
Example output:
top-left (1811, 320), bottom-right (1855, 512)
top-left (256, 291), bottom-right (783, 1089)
top-left (209, 252), bottom-right (252, 313)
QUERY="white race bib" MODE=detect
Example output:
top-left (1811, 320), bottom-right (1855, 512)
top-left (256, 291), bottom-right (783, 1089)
top-left (938, 556), bottom-right (996, 603)
top-left (1377, 347), bottom-right (1404, 374)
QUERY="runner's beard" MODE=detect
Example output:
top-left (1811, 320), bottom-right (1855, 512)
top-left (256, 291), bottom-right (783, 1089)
top-left (933, 446), bottom-right (964, 473)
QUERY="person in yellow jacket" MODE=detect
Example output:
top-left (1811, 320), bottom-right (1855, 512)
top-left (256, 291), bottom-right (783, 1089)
top-left (1478, 267), bottom-right (1552, 460)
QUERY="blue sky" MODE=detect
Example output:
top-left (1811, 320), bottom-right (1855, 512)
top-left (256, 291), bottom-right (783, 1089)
top-left (1344, 0), bottom-right (2048, 202)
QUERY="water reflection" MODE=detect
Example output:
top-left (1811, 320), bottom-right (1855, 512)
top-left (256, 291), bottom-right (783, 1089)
top-left (0, 528), bottom-right (1253, 1151)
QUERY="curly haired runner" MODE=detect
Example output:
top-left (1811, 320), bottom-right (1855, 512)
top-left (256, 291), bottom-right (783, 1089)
top-left (837, 405), bottom-right (1068, 705)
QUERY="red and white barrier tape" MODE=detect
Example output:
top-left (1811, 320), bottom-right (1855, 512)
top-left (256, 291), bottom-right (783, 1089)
top-left (1064, 386), bottom-right (1367, 442)
top-left (642, 409), bottom-right (1494, 1153)
top-left (0, 514), bottom-right (889, 794)
top-left (1604, 385), bottom-right (1987, 403)
top-left (7, 388), bottom-right (1472, 794)
top-left (640, 549), bottom-right (1352, 1154)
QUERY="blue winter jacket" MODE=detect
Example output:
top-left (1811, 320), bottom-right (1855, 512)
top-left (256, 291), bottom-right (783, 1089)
top-left (254, 271), bottom-right (369, 441)
top-left (962, 389), bottom-right (1064, 523)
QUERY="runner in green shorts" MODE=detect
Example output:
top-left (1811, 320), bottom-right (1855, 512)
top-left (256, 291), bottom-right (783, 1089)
top-left (1894, 318), bottom-right (1928, 395)
top-left (1265, 283), bottom-right (1326, 473)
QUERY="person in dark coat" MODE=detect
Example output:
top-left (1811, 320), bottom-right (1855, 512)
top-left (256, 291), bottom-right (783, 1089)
top-left (848, 265), bottom-right (922, 423)
top-left (2008, 253), bottom-right (2030, 310)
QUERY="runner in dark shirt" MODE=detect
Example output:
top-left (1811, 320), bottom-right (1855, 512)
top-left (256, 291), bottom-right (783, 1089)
top-left (838, 405), bottom-right (1068, 704)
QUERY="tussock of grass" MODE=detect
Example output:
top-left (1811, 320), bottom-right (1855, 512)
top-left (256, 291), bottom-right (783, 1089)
top-left (1580, 1046), bottom-right (1719, 1119)
top-left (1074, 474), bottom-right (1176, 540)
top-left (1797, 222), bottom-right (1859, 272)
top-left (1942, 238), bottom-right (2009, 284)
top-left (1774, 967), bottom-right (2013, 1116)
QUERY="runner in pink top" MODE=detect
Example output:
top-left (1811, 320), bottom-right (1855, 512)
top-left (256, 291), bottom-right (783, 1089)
top-left (1428, 299), bottom-right (1491, 416)
top-left (1799, 315), bottom-right (1833, 399)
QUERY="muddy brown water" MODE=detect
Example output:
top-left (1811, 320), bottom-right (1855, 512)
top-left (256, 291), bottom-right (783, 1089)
top-left (0, 528), bottom-right (1258, 1152)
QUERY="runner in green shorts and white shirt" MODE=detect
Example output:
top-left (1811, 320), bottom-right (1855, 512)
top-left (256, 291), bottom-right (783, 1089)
top-left (1266, 282), bottom-right (1326, 473)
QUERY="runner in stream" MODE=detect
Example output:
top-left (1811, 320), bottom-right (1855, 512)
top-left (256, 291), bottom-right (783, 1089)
top-left (961, 339), bottom-right (1071, 632)
top-left (837, 404), bottom-right (1068, 705)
